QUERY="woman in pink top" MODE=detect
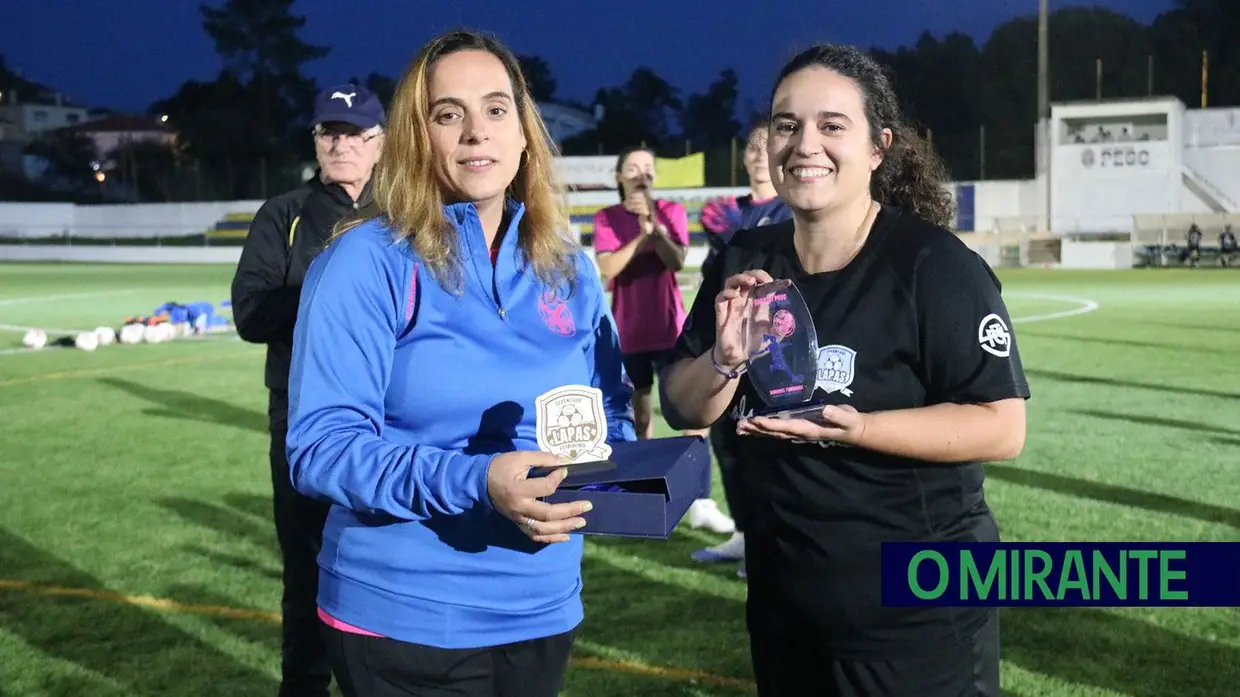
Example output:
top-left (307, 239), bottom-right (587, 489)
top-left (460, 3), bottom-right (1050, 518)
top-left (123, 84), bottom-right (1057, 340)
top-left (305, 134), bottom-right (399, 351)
top-left (592, 146), bottom-right (735, 534)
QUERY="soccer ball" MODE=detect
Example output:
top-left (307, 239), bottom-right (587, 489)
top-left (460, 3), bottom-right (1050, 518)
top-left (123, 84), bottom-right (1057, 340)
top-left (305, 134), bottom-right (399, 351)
top-left (75, 332), bottom-right (99, 352)
top-left (22, 328), bottom-right (47, 350)
top-left (119, 323), bottom-right (144, 345)
top-left (95, 326), bottom-right (117, 346)
top-left (142, 323), bottom-right (165, 344)
top-left (557, 404), bottom-right (584, 426)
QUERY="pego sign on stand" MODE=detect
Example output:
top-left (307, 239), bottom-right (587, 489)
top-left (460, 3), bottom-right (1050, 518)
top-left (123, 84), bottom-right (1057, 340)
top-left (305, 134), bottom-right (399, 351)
top-left (1078, 143), bottom-right (1165, 170)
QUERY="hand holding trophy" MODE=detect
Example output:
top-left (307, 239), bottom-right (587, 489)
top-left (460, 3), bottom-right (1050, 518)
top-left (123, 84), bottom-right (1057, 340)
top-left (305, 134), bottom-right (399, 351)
top-left (712, 269), bottom-right (775, 373)
top-left (734, 277), bottom-right (827, 421)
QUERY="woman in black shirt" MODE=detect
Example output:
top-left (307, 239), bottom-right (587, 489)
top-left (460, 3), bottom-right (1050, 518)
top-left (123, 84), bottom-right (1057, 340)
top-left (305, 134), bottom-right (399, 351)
top-left (660, 44), bottom-right (1030, 697)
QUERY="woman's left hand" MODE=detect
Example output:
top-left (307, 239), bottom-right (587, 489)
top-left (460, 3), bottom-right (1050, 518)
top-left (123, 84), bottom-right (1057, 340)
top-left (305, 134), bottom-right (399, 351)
top-left (736, 404), bottom-right (869, 446)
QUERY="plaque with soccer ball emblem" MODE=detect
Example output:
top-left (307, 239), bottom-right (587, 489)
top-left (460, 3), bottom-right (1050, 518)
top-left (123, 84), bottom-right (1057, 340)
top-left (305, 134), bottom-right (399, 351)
top-left (740, 280), bottom-right (826, 420)
top-left (535, 385), bottom-right (613, 464)
top-left (531, 384), bottom-right (712, 539)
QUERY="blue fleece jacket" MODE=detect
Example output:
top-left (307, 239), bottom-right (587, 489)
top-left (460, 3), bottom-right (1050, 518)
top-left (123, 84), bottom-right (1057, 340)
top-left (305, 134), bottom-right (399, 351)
top-left (285, 200), bottom-right (636, 649)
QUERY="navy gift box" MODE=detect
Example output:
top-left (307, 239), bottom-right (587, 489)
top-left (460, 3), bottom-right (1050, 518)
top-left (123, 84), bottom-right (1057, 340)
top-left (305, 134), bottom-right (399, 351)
top-left (535, 436), bottom-right (711, 539)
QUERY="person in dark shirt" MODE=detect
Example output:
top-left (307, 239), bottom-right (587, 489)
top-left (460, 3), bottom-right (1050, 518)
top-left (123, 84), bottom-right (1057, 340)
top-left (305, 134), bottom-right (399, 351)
top-left (693, 118), bottom-right (792, 576)
top-left (230, 83), bottom-right (385, 697)
top-left (700, 119), bottom-right (793, 276)
top-left (659, 44), bottom-right (1030, 697)
top-left (1219, 224), bottom-right (1236, 267)
top-left (1186, 223), bottom-right (1203, 267)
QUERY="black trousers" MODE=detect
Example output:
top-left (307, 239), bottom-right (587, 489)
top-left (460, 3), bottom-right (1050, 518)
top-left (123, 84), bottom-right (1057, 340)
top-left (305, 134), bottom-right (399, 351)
top-left (269, 393), bottom-right (334, 697)
top-left (747, 603), bottom-right (1001, 697)
top-left (708, 420), bottom-right (748, 533)
top-left (325, 626), bottom-right (575, 697)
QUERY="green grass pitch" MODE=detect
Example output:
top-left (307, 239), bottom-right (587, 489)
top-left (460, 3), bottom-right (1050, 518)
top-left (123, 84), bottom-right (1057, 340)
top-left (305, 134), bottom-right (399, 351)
top-left (0, 261), bottom-right (1238, 696)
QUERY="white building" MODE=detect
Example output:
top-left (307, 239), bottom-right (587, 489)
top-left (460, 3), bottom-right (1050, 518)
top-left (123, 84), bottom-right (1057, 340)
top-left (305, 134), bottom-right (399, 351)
top-left (0, 91), bottom-right (92, 139)
top-left (1049, 97), bottom-right (1239, 235)
top-left (536, 101), bottom-right (599, 147)
top-left (58, 114), bottom-right (177, 160)
top-left (951, 96), bottom-right (1239, 239)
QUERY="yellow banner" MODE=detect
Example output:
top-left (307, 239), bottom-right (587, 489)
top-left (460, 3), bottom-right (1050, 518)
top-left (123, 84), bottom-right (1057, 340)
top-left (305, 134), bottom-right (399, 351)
top-left (655, 153), bottom-right (704, 188)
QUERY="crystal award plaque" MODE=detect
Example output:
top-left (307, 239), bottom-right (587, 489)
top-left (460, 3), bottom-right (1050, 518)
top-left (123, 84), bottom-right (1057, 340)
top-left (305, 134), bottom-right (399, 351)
top-left (740, 280), bottom-right (826, 420)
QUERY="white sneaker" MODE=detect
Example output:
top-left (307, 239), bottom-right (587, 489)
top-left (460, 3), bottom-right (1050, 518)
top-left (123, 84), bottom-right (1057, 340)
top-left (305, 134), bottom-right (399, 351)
top-left (686, 499), bottom-right (735, 534)
top-left (691, 532), bottom-right (745, 563)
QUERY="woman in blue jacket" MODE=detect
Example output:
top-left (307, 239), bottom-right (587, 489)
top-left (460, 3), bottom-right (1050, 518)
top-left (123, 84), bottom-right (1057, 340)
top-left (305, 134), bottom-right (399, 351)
top-left (285, 29), bottom-right (636, 697)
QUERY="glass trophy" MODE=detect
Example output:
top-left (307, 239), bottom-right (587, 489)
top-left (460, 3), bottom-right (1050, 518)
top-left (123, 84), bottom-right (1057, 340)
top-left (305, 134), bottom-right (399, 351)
top-left (740, 280), bottom-right (826, 420)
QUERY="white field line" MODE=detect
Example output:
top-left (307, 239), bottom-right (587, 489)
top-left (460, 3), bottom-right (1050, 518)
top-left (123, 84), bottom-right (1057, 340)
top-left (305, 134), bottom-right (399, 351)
top-left (1007, 293), bottom-right (1100, 324)
top-left (0, 323), bottom-right (92, 335)
top-left (0, 289), bottom-right (146, 307)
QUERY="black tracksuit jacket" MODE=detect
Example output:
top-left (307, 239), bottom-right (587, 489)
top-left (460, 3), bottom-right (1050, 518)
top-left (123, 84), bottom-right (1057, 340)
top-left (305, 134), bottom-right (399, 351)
top-left (230, 174), bottom-right (373, 413)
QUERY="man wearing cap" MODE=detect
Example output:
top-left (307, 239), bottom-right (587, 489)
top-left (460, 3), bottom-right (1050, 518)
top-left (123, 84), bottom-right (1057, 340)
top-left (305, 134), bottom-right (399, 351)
top-left (230, 83), bottom-right (385, 697)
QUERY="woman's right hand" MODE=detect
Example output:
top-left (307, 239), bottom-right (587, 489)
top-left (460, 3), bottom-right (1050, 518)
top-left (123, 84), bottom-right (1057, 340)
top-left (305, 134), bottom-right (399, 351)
top-left (623, 191), bottom-right (650, 219)
top-left (486, 450), bottom-right (593, 544)
top-left (713, 269), bottom-right (774, 371)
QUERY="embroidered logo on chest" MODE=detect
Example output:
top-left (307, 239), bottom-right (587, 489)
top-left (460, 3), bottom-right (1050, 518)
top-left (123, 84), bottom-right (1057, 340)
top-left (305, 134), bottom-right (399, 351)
top-left (537, 290), bottom-right (576, 337)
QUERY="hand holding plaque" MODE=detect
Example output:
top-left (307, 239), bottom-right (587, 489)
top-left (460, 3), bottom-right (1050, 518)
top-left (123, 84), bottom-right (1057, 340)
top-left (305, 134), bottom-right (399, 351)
top-left (739, 279), bottom-right (826, 421)
top-left (529, 385), bottom-right (713, 539)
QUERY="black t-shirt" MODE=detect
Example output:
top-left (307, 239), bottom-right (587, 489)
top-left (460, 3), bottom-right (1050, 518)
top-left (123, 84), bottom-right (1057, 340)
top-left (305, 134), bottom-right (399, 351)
top-left (674, 205), bottom-right (1031, 657)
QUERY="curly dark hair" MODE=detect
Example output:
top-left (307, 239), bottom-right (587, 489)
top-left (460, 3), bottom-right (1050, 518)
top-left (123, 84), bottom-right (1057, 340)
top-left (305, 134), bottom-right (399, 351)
top-left (744, 113), bottom-right (769, 140)
top-left (771, 44), bottom-right (955, 229)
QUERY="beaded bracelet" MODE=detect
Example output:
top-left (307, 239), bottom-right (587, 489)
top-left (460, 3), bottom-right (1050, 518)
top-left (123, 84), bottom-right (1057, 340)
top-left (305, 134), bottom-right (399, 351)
top-left (710, 345), bottom-right (746, 380)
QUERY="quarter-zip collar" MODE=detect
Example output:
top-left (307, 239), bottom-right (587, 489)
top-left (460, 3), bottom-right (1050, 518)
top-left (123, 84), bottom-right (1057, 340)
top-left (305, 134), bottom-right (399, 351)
top-left (445, 198), bottom-right (525, 320)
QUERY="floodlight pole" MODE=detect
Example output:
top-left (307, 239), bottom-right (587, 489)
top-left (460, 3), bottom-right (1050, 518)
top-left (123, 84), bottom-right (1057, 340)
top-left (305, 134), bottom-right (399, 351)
top-left (1038, 0), bottom-right (1049, 122)
top-left (1037, 0), bottom-right (1051, 235)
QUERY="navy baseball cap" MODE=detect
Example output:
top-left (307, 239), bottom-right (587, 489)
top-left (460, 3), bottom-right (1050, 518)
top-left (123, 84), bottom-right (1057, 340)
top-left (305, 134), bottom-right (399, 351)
top-left (312, 84), bottom-right (386, 130)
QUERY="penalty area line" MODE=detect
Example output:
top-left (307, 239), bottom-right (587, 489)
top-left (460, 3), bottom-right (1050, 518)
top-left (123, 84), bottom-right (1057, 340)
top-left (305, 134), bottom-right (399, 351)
top-left (0, 578), bottom-right (755, 690)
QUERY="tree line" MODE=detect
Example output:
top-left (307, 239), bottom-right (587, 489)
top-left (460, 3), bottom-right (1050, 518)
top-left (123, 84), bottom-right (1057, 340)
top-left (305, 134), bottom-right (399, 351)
top-left (4, 0), bottom-right (1237, 203)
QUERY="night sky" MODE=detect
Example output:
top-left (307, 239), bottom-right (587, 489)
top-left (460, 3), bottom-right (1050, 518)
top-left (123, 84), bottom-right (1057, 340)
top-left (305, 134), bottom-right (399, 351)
top-left (0, 0), bottom-right (1174, 114)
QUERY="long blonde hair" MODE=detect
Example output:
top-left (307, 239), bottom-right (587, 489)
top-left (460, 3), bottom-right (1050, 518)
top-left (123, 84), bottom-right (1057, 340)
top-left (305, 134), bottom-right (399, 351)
top-left (337, 29), bottom-right (578, 294)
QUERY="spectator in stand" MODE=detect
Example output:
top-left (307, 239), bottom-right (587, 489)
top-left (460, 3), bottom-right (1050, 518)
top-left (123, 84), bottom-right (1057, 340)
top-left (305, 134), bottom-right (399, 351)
top-left (1219, 224), bottom-right (1236, 267)
top-left (1186, 223), bottom-right (1203, 268)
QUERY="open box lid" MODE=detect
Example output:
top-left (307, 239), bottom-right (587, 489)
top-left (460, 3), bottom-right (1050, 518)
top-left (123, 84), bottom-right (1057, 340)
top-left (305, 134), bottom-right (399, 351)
top-left (534, 436), bottom-right (704, 488)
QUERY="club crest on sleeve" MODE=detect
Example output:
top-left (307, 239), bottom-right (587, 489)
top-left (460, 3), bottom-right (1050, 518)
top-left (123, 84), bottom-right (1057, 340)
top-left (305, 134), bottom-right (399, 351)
top-left (535, 385), bottom-right (612, 464)
top-left (815, 345), bottom-right (856, 397)
top-left (977, 313), bottom-right (1012, 357)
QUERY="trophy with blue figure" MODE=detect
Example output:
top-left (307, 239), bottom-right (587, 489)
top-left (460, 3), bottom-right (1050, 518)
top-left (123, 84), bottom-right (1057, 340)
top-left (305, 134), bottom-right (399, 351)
top-left (740, 279), bottom-right (826, 421)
